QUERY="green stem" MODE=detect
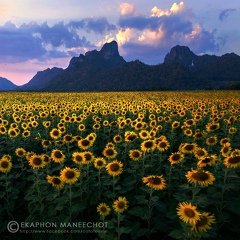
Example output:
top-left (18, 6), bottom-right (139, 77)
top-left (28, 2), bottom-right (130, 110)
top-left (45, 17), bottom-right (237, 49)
top-left (69, 184), bottom-right (72, 222)
top-left (220, 167), bottom-right (228, 212)
top-left (147, 188), bottom-right (153, 239)
top-left (117, 213), bottom-right (121, 240)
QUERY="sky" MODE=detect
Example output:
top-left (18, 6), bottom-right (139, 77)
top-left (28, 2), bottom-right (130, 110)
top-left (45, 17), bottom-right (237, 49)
top-left (0, 0), bottom-right (239, 85)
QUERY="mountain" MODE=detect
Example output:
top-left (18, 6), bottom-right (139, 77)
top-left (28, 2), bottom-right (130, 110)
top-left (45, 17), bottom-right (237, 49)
top-left (0, 77), bottom-right (18, 91)
top-left (17, 67), bottom-right (64, 91)
top-left (7, 41), bottom-right (240, 92)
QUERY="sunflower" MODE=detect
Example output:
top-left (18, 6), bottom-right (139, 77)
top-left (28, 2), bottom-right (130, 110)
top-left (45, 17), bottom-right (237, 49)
top-left (60, 167), bottom-right (80, 184)
top-left (172, 121), bottom-right (180, 129)
top-left (129, 149), bottom-right (142, 161)
top-left (78, 123), bottom-right (86, 131)
top-left (29, 154), bottom-right (46, 169)
top-left (41, 139), bottom-right (51, 148)
top-left (220, 137), bottom-right (231, 146)
top-left (183, 129), bottom-right (193, 137)
top-left (113, 134), bottom-right (122, 143)
top-left (191, 212), bottom-right (216, 233)
top-left (78, 138), bottom-right (93, 150)
top-left (206, 136), bottom-right (218, 146)
top-left (0, 125), bottom-right (7, 134)
top-left (139, 130), bottom-right (150, 139)
top-left (63, 134), bottom-right (74, 144)
top-left (228, 127), bottom-right (237, 134)
top-left (89, 154), bottom-right (105, 169)
top-left (72, 152), bottom-right (85, 165)
top-left (168, 152), bottom-right (184, 165)
top-left (83, 151), bottom-right (95, 164)
top-left (113, 197), bottom-right (128, 213)
top-left (97, 203), bottom-right (111, 216)
top-left (0, 158), bottom-right (12, 173)
top-left (106, 160), bottom-right (123, 176)
top-left (8, 128), bottom-right (18, 138)
top-left (142, 175), bottom-right (166, 190)
top-left (50, 128), bottom-right (61, 139)
top-left (102, 147), bottom-right (118, 159)
top-left (194, 147), bottom-right (208, 159)
top-left (42, 154), bottom-right (51, 165)
top-left (193, 131), bottom-right (206, 140)
top-left (177, 202), bottom-right (201, 225)
top-left (156, 139), bottom-right (170, 152)
top-left (51, 149), bottom-right (66, 163)
top-left (124, 131), bottom-right (138, 142)
top-left (186, 169), bottom-right (215, 186)
top-left (46, 175), bottom-right (64, 189)
top-left (197, 155), bottom-right (217, 168)
top-left (184, 119), bottom-right (195, 127)
top-left (140, 140), bottom-right (156, 152)
top-left (86, 133), bottom-right (97, 142)
top-left (224, 155), bottom-right (240, 168)
top-left (15, 148), bottom-right (26, 158)
top-left (22, 130), bottom-right (30, 138)
top-left (220, 143), bottom-right (232, 157)
top-left (206, 122), bottom-right (220, 132)
top-left (180, 143), bottom-right (197, 154)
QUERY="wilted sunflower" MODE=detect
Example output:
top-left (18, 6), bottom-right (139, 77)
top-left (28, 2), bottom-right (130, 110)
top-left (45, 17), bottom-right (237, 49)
top-left (191, 212), bottom-right (216, 233)
top-left (186, 169), bottom-right (215, 186)
top-left (51, 149), bottom-right (66, 163)
top-left (113, 197), bottom-right (128, 213)
top-left (142, 175), bottom-right (166, 190)
top-left (41, 139), bottom-right (51, 148)
top-left (46, 175), bottom-right (64, 189)
top-left (168, 152), bottom-right (184, 165)
top-left (78, 138), bottom-right (93, 150)
top-left (60, 167), bottom-right (80, 184)
top-left (72, 152), bottom-right (85, 165)
top-left (224, 155), bottom-right (240, 168)
top-left (50, 128), bottom-right (61, 139)
top-left (102, 147), bottom-right (118, 159)
top-left (177, 202), bottom-right (201, 225)
top-left (141, 140), bottom-right (156, 152)
top-left (106, 160), bottom-right (123, 176)
top-left (0, 158), bottom-right (12, 173)
top-left (156, 139), bottom-right (170, 152)
top-left (129, 149), bottom-right (142, 161)
top-left (198, 155), bottom-right (217, 168)
top-left (15, 148), bottom-right (26, 158)
top-left (97, 203), bottom-right (111, 216)
top-left (29, 154), bottom-right (46, 169)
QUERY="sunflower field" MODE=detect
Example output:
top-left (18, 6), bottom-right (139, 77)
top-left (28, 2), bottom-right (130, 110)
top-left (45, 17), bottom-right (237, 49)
top-left (0, 91), bottom-right (240, 240)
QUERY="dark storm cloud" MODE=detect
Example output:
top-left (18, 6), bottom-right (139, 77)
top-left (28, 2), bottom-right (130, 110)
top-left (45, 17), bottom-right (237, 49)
top-left (68, 17), bottom-right (116, 34)
top-left (219, 9), bottom-right (236, 21)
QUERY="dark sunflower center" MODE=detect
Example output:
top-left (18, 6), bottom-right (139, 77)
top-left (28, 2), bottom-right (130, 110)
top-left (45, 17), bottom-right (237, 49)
top-left (115, 136), bottom-right (121, 141)
top-left (184, 208), bottom-right (195, 218)
top-left (54, 151), bottom-right (63, 158)
top-left (192, 172), bottom-right (209, 181)
top-left (18, 150), bottom-right (24, 156)
top-left (208, 138), bottom-right (215, 143)
top-left (88, 136), bottom-right (94, 141)
top-left (144, 141), bottom-right (153, 148)
top-left (52, 178), bottom-right (61, 185)
top-left (106, 149), bottom-right (114, 156)
top-left (141, 132), bottom-right (148, 137)
top-left (65, 136), bottom-right (72, 141)
top-left (97, 160), bottom-right (104, 166)
top-left (210, 124), bottom-right (217, 130)
top-left (110, 163), bottom-right (120, 171)
top-left (10, 130), bottom-right (16, 135)
top-left (184, 144), bottom-right (194, 151)
top-left (172, 154), bottom-right (180, 161)
top-left (132, 151), bottom-right (140, 158)
top-left (82, 139), bottom-right (90, 146)
top-left (223, 147), bottom-right (229, 153)
top-left (159, 142), bottom-right (167, 148)
top-left (53, 130), bottom-right (59, 136)
top-left (196, 216), bottom-right (208, 227)
top-left (84, 153), bottom-right (92, 161)
top-left (75, 155), bottom-right (83, 162)
top-left (150, 177), bottom-right (161, 185)
top-left (127, 135), bottom-right (137, 141)
top-left (33, 157), bottom-right (42, 166)
top-left (228, 156), bottom-right (240, 164)
top-left (1, 161), bottom-right (9, 168)
top-left (202, 157), bottom-right (211, 163)
top-left (100, 207), bottom-right (107, 213)
top-left (65, 171), bottom-right (75, 179)
top-left (117, 202), bottom-right (125, 209)
top-left (44, 141), bottom-right (50, 145)
top-left (196, 150), bottom-right (205, 156)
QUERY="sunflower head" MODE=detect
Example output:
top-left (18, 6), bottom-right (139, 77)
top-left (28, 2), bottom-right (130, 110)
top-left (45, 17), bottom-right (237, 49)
top-left (113, 197), bottom-right (128, 213)
top-left (0, 158), bottom-right (12, 173)
top-left (29, 154), bottom-right (46, 169)
top-left (97, 203), bottom-right (111, 216)
top-left (129, 149), bottom-right (142, 161)
top-left (106, 160), bottom-right (123, 176)
top-left (60, 167), bottom-right (80, 184)
top-left (51, 149), bottom-right (66, 163)
top-left (142, 175), bottom-right (166, 190)
top-left (15, 148), bottom-right (26, 158)
top-left (191, 212), bottom-right (216, 233)
top-left (72, 152), bottom-right (85, 165)
top-left (186, 169), bottom-right (215, 186)
top-left (168, 152), bottom-right (184, 165)
top-left (94, 157), bottom-right (106, 169)
top-left (46, 175), bottom-right (64, 189)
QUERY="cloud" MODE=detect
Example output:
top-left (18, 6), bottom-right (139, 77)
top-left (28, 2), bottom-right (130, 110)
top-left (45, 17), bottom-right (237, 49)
top-left (68, 17), bottom-right (116, 34)
top-left (102, 1), bottom-right (218, 64)
top-left (119, 3), bottom-right (136, 16)
top-left (219, 8), bottom-right (236, 21)
top-left (0, 20), bottom-right (94, 63)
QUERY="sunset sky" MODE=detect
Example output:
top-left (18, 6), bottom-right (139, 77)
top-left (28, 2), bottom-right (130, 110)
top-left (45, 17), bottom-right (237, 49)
top-left (0, 0), bottom-right (239, 85)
